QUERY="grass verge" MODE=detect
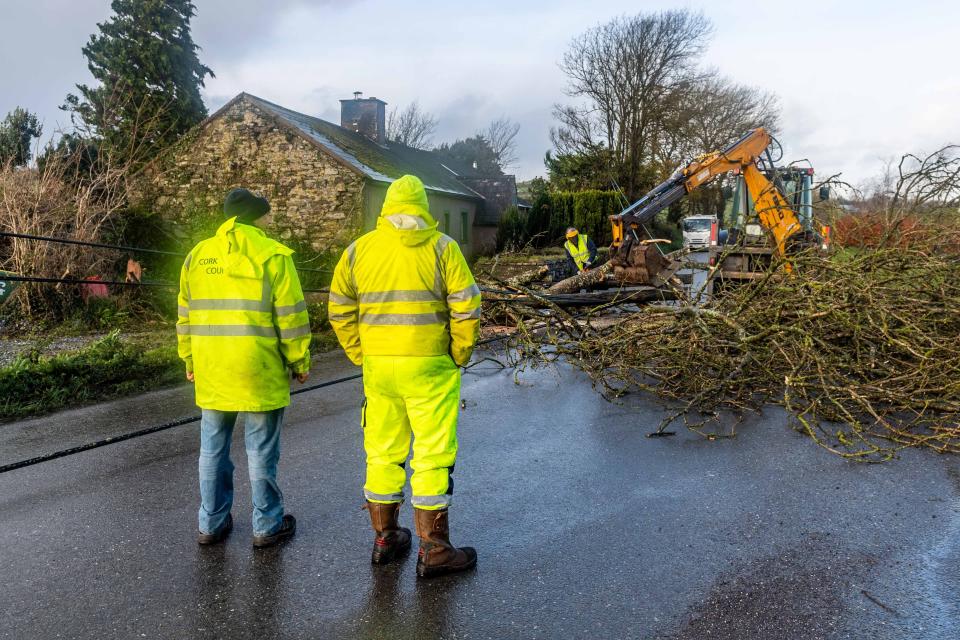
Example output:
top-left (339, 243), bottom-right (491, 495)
top-left (0, 328), bottom-right (342, 422)
top-left (0, 330), bottom-right (182, 421)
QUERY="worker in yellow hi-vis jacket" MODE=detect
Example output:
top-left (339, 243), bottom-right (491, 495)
top-left (177, 188), bottom-right (311, 549)
top-left (328, 175), bottom-right (481, 578)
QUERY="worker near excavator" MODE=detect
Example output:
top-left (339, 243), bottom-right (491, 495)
top-left (329, 175), bottom-right (481, 579)
top-left (564, 226), bottom-right (597, 273)
top-left (177, 188), bottom-right (311, 549)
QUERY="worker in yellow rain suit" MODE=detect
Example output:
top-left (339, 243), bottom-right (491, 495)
top-left (177, 188), bottom-right (311, 549)
top-left (329, 175), bottom-right (481, 578)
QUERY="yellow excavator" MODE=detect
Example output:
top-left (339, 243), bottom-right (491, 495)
top-left (608, 128), bottom-right (822, 285)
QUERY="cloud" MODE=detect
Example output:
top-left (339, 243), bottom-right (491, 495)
top-left (3, 0), bottom-right (959, 186)
top-left (191, 0), bottom-right (360, 65)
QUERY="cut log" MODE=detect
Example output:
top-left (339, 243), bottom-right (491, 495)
top-left (505, 265), bottom-right (549, 288)
top-left (547, 262), bottom-right (612, 293)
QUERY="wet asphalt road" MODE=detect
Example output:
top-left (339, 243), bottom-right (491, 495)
top-left (1, 347), bottom-right (959, 639)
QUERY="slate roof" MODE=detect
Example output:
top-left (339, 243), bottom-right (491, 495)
top-left (209, 93), bottom-right (482, 201)
top-left (459, 176), bottom-right (521, 226)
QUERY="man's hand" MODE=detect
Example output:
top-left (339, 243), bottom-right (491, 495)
top-left (186, 371), bottom-right (195, 383)
top-left (295, 372), bottom-right (309, 384)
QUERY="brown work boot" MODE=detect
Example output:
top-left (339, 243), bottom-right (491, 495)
top-left (414, 508), bottom-right (477, 578)
top-left (366, 501), bottom-right (412, 565)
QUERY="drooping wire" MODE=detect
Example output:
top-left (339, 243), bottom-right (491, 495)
top-left (0, 230), bottom-right (332, 273)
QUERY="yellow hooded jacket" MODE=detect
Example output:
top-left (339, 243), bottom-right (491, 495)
top-left (328, 175), bottom-right (481, 366)
top-left (177, 217), bottom-right (311, 411)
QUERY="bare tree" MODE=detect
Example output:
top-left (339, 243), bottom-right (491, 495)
top-left (486, 117), bottom-right (520, 170)
top-left (552, 10), bottom-right (713, 198)
top-left (386, 101), bottom-right (438, 150)
top-left (656, 74), bottom-right (780, 165)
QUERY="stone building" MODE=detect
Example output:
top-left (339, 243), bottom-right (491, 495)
top-left (137, 92), bottom-right (522, 259)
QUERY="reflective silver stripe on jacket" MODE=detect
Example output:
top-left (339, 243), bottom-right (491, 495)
top-left (447, 284), bottom-right (480, 304)
top-left (184, 263), bottom-right (278, 313)
top-left (412, 494), bottom-right (452, 508)
top-left (364, 489), bottom-right (404, 502)
top-left (359, 311), bottom-right (448, 326)
top-left (177, 325), bottom-right (277, 337)
top-left (261, 269), bottom-right (273, 309)
top-left (329, 312), bottom-right (357, 322)
top-left (275, 300), bottom-right (307, 316)
top-left (279, 324), bottom-right (311, 339)
top-left (433, 235), bottom-right (452, 297)
top-left (451, 308), bottom-right (481, 320)
top-left (188, 298), bottom-right (269, 312)
top-left (328, 291), bottom-right (356, 305)
top-left (345, 241), bottom-right (359, 293)
top-left (358, 289), bottom-right (442, 304)
top-left (183, 253), bottom-right (193, 301)
top-left (178, 305), bottom-right (190, 318)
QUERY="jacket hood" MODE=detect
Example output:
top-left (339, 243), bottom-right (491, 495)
top-left (377, 175), bottom-right (439, 246)
top-left (376, 214), bottom-right (439, 246)
top-left (215, 217), bottom-right (293, 268)
top-left (380, 175), bottom-right (436, 225)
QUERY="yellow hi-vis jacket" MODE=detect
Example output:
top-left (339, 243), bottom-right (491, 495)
top-left (177, 217), bottom-right (311, 411)
top-left (328, 177), bottom-right (481, 367)
top-left (565, 234), bottom-right (591, 270)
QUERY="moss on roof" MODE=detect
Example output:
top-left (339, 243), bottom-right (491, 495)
top-left (235, 94), bottom-right (481, 201)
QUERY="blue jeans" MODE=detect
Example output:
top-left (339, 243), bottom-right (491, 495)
top-left (198, 408), bottom-right (285, 537)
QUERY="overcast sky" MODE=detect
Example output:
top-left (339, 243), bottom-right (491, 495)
top-left (2, 0), bottom-right (958, 188)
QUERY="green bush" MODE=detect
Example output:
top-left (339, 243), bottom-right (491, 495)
top-left (0, 331), bottom-right (183, 420)
top-left (495, 206), bottom-right (526, 252)
top-left (497, 191), bottom-right (623, 253)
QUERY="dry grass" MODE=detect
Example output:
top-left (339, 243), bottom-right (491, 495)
top-left (0, 150), bottom-right (131, 318)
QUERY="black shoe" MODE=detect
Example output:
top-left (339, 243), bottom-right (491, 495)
top-left (252, 514), bottom-right (296, 549)
top-left (198, 513), bottom-right (233, 545)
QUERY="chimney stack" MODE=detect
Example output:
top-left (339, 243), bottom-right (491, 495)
top-left (340, 91), bottom-right (387, 145)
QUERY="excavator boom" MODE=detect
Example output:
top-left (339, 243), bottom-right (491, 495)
top-left (611, 128), bottom-right (803, 258)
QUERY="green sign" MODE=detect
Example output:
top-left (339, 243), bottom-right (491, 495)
top-left (0, 271), bottom-right (21, 304)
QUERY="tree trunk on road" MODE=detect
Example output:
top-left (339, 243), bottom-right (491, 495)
top-left (547, 263), bottom-right (612, 293)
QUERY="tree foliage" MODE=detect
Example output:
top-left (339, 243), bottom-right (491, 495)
top-left (551, 10), bottom-right (779, 200)
top-left (496, 190), bottom-right (624, 251)
top-left (0, 107), bottom-right (43, 167)
top-left (386, 101), bottom-right (437, 150)
top-left (63, 0), bottom-right (213, 165)
top-left (435, 135), bottom-right (503, 178)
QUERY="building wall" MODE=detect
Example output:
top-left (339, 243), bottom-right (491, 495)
top-left (136, 98), bottom-right (366, 255)
top-left (473, 226), bottom-right (498, 256)
top-left (362, 183), bottom-right (479, 259)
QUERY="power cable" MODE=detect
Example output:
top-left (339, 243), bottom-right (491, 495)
top-left (0, 306), bottom-right (595, 474)
top-left (0, 230), bottom-right (332, 273)
top-left (0, 372), bottom-right (363, 475)
top-left (1, 273), bottom-right (328, 294)
top-left (0, 230), bottom-right (181, 257)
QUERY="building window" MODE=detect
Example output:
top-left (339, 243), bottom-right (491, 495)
top-left (460, 211), bottom-right (469, 244)
top-left (443, 211), bottom-right (450, 235)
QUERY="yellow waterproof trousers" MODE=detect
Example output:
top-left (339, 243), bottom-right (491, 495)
top-left (362, 355), bottom-right (460, 510)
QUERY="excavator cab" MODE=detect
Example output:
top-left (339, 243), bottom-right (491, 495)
top-left (726, 166), bottom-right (818, 246)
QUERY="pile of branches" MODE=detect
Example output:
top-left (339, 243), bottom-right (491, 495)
top-left (497, 247), bottom-right (960, 461)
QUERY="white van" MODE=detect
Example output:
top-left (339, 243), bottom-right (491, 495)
top-left (682, 215), bottom-right (717, 249)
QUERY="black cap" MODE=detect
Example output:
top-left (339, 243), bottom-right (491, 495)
top-left (224, 188), bottom-right (270, 223)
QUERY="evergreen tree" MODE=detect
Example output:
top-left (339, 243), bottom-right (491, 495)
top-left (0, 107), bottom-right (43, 167)
top-left (435, 135), bottom-right (503, 178)
top-left (63, 0), bottom-right (213, 164)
